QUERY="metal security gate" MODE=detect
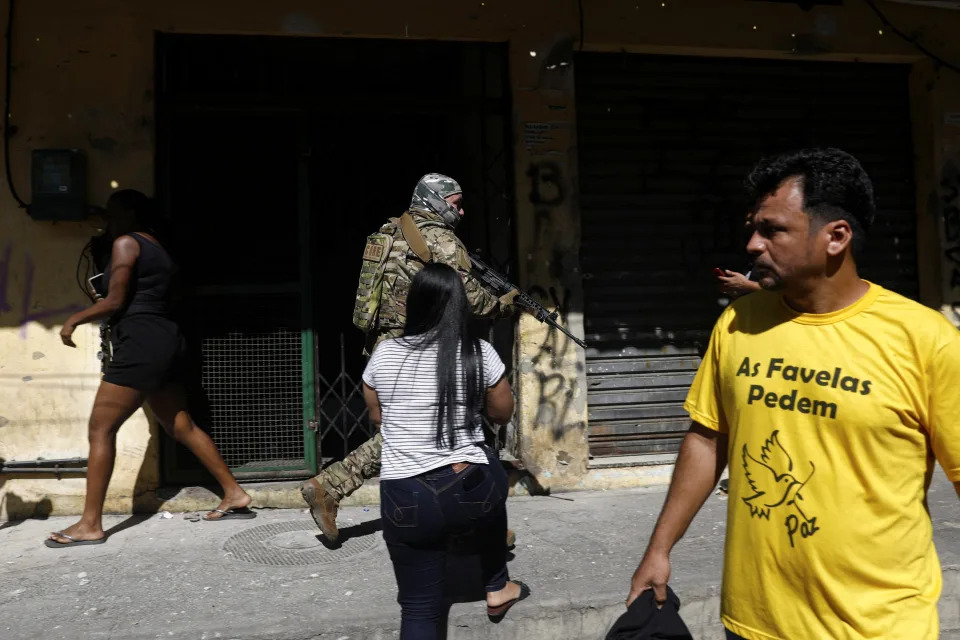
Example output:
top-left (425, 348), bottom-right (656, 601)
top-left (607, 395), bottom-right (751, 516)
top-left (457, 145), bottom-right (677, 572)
top-left (157, 34), bottom-right (514, 480)
top-left (156, 33), bottom-right (320, 481)
top-left (301, 40), bottom-right (515, 465)
top-left (193, 292), bottom-right (313, 476)
top-left (576, 54), bottom-right (918, 458)
top-left (156, 103), bottom-right (317, 481)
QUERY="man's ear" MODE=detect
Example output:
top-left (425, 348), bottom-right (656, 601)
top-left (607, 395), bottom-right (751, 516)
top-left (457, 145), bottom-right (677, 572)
top-left (825, 220), bottom-right (853, 257)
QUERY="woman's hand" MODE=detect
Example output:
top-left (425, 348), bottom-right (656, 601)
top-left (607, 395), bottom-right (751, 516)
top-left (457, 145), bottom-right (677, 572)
top-left (60, 318), bottom-right (78, 348)
top-left (87, 281), bottom-right (103, 301)
top-left (56, 236), bottom-right (140, 342)
top-left (716, 270), bottom-right (761, 298)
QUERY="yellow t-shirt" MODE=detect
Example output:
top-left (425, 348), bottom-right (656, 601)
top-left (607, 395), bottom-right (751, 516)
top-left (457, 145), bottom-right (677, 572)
top-left (684, 282), bottom-right (960, 640)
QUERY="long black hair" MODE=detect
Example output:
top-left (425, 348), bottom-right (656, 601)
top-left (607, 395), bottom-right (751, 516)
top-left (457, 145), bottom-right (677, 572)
top-left (402, 263), bottom-right (484, 448)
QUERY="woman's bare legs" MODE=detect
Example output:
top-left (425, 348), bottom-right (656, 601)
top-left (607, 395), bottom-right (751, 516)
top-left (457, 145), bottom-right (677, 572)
top-left (48, 381), bottom-right (144, 543)
top-left (146, 383), bottom-right (250, 518)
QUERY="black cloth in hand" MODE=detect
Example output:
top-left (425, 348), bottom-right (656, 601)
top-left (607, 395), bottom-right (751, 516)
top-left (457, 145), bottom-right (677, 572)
top-left (604, 586), bottom-right (693, 640)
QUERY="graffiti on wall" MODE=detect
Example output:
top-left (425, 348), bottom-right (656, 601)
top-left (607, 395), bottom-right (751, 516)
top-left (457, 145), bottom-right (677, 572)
top-left (526, 160), bottom-right (570, 282)
top-left (526, 159), bottom-right (578, 366)
top-left (533, 370), bottom-right (578, 440)
top-left (527, 161), bottom-right (566, 210)
top-left (0, 243), bottom-right (83, 338)
top-left (528, 159), bottom-right (569, 284)
top-left (527, 283), bottom-right (574, 369)
top-left (523, 158), bottom-right (585, 441)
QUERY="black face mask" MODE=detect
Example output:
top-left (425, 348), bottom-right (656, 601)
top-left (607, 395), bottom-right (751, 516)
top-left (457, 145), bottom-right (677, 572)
top-left (410, 175), bottom-right (462, 229)
top-left (418, 186), bottom-right (461, 229)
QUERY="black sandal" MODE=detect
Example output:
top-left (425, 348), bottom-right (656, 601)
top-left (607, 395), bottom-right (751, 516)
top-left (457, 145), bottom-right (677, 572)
top-left (44, 532), bottom-right (106, 548)
top-left (487, 579), bottom-right (531, 623)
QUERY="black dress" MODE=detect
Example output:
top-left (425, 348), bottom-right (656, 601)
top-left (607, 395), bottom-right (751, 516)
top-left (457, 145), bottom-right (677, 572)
top-left (101, 233), bottom-right (186, 391)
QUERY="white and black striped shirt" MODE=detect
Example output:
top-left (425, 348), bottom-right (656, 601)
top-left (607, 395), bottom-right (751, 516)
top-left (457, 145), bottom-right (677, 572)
top-left (362, 337), bottom-right (506, 480)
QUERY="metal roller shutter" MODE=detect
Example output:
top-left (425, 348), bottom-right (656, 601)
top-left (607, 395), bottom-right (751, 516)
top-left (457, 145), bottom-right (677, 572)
top-left (575, 54), bottom-right (917, 458)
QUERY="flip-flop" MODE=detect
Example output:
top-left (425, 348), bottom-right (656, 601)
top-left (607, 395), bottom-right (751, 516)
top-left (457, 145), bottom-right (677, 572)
top-left (487, 579), bottom-right (531, 622)
top-left (202, 507), bottom-right (257, 521)
top-left (44, 532), bottom-right (106, 548)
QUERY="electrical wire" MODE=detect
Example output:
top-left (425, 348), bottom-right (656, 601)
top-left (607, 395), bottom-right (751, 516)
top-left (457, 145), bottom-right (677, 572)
top-left (75, 239), bottom-right (96, 301)
top-left (4, 0), bottom-right (27, 209)
top-left (75, 234), bottom-right (111, 303)
top-left (863, 0), bottom-right (960, 76)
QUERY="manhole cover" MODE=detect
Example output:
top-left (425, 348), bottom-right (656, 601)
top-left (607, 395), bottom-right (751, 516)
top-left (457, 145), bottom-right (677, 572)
top-left (223, 520), bottom-right (380, 566)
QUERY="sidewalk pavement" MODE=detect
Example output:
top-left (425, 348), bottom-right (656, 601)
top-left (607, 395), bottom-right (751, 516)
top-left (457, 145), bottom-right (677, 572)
top-left (2, 470), bottom-right (960, 640)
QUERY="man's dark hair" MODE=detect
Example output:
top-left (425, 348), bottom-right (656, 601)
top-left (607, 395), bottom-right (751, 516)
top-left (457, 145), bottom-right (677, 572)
top-left (745, 148), bottom-right (876, 258)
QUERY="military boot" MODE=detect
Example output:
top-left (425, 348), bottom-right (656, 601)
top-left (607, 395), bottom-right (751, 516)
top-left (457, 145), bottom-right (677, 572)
top-left (300, 478), bottom-right (340, 542)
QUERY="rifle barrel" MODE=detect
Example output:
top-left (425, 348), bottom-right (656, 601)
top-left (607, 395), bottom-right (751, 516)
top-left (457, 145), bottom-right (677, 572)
top-left (469, 252), bottom-right (588, 349)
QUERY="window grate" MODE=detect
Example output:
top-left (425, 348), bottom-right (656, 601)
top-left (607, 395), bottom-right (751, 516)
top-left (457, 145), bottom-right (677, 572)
top-left (197, 294), bottom-right (305, 469)
top-left (316, 334), bottom-right (372, 461)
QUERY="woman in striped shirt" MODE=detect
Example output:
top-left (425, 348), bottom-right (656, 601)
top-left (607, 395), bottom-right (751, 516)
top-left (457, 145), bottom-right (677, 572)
top-left (362, 263), bottom-right (529, 639)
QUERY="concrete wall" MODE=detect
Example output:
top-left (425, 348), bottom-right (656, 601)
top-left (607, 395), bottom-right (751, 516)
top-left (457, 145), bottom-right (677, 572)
top-left (3, 0), bottom-right (960, 517)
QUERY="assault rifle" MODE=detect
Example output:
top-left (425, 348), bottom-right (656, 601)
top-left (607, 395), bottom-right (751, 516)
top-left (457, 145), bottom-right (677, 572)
top-left (469, 253), bottom-right (587, 350)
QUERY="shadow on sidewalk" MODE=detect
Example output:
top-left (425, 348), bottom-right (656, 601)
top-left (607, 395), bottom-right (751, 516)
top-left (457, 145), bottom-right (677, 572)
top-left (104, 514), bottom-right (153, 539)
top-left (0, 456), bottom-right (57, 531)
top-left (507, 463), bottom-right (553, 498)
top-left (0, 493), bottom-right (53, 531)
top-left (319, 517), bottom-right (384, 550)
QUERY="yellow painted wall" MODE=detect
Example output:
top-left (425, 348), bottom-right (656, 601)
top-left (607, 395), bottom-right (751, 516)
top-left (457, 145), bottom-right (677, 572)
top-left (2, 0), bottom-right (960, 516)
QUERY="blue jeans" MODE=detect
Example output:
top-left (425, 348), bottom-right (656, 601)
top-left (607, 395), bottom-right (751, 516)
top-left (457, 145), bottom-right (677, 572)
top-left (381, 445), bottom-right (510, 640)
top-left (725, 630), bottom-right (747, 640)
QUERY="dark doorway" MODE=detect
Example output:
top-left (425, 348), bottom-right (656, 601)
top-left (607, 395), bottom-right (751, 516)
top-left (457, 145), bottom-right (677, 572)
top-left (156, 34), bottom-right (514, 482)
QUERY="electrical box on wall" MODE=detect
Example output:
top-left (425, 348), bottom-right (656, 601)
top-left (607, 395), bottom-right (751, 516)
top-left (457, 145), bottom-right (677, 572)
top-left (29, 149), bottom-right (88, 221)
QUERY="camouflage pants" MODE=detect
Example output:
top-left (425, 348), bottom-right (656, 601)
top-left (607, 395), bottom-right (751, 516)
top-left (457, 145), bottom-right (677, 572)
top-left (316, 432), bottom-right (382, 502)
top-left (315, 327), bottom-right (401, 501)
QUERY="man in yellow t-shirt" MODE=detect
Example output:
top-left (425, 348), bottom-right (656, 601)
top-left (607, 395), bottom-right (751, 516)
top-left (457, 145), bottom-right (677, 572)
top-left (625, 148), bottom-right (960, 640)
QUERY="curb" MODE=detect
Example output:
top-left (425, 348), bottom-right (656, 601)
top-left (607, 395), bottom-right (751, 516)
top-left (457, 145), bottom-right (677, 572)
top-left (246, 568), bottom-right (960, 640)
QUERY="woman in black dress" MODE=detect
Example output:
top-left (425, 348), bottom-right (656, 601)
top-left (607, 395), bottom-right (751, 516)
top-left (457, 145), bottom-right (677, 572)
top-left (46, 190), bottom-right (252, 547)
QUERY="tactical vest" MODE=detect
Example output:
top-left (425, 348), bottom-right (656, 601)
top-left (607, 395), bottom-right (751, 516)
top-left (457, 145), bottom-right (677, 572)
top-left (352, 212), bottom-right (445, 333)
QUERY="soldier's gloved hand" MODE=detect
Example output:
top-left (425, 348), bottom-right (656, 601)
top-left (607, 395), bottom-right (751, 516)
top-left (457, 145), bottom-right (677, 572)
top-left (498, 288), bottom-right (519, 308)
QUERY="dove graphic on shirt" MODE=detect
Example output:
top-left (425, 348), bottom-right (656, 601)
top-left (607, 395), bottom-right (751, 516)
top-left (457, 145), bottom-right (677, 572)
top-left (741, 430), bottom-right (819, 546)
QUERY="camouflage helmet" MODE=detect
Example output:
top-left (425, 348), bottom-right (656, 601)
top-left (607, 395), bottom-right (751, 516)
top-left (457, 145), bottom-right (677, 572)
top-left (410, 173), bottom-right (463, 229)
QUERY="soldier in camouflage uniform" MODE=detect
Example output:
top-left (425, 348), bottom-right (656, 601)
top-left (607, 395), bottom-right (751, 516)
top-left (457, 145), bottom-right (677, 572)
top-left (300, 174), bottom-right (515, 542)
